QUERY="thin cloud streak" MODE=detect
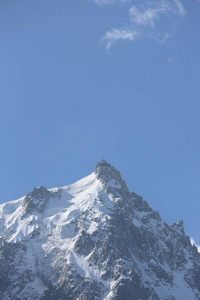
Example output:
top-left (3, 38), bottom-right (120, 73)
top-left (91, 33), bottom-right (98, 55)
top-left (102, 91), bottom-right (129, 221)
top-left (92, 0), bottom-right (115, 5)
top-left (92, 0), bottom-right (129, 6)
top-left (129, 6), bottom-right (162, 27)
top-left (129, 0), bottom-right (185, 28)
top-left (92, 0), bottom-right (186, 48)
top-left (101, 28), bottom-right (137, 49)
top-left (174, 0), bottom-right (186, 16)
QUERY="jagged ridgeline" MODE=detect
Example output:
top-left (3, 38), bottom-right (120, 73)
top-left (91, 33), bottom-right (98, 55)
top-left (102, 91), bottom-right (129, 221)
top-left (0, 161), bottom-right (200, 300)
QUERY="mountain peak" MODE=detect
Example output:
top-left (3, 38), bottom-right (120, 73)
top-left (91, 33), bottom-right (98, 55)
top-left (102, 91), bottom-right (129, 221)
top-left (1, 163), bottom-right (200, 299)
top-left (95, 158), bottom-right (111, 171)
top-left (95, 160), bottom-right (129, 199)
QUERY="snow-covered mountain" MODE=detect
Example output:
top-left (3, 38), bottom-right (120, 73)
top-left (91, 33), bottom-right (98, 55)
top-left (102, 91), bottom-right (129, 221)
top-left (0, 160), bottom-right (200, 300)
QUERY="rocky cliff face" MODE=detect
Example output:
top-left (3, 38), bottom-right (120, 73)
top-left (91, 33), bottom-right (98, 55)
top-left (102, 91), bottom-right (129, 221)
top-left (0, 161), bottom-right (200, 300)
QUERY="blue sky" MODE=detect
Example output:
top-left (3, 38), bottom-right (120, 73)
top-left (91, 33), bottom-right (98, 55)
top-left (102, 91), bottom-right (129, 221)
top-left (0, 0), bottom-right (200, 244)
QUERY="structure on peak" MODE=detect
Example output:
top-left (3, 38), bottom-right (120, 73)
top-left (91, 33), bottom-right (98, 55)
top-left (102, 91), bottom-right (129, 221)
top-left (95, 160), bottom-right (129, 199)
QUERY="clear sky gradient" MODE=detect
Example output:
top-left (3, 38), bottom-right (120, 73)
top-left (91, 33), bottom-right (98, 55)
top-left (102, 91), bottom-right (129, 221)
top-left (0, 0), bottom-right (200, 244)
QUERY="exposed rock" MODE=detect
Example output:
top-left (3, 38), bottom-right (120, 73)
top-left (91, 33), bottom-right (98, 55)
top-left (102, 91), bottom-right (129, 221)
top-left (0, 161), bottom-right (200, 299)
top-left (22, 186), bottom-right (50, 214)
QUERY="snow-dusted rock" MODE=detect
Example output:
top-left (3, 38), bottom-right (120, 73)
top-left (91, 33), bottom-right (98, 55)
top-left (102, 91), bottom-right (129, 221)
top-left (0, 161), bottom-right (200, 299)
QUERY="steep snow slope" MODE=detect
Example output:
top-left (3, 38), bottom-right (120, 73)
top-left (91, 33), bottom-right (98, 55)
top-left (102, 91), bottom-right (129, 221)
top-left (0, 160), bottom-right (200, 300)
top-left (0, 172), bottom-right (113, 243)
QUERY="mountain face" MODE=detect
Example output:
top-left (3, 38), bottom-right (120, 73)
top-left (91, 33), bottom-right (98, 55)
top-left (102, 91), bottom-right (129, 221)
top-left (0, 160), bottom-right (200, 300)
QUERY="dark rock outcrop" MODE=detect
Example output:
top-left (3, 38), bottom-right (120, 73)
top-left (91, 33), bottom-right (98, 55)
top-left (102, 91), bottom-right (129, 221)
top-left (0, 161), bottom-right (200, 300)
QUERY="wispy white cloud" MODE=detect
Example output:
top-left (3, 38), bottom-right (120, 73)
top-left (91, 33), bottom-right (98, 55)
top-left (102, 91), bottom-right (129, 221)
top-left (92, 0), bottom-right (128, 6)
top-left (91, 0), bottom-right (186, 48)
top-left (174, 0), bottom-right (186, 16)
top-left (92, 0), bottom-right (115, 5)
top-left (101, 28), bottom-right (137, 49)
top-left (129, 7), bottom-right (157, 27)
top-left (129, 0), bottom-right (185, 28)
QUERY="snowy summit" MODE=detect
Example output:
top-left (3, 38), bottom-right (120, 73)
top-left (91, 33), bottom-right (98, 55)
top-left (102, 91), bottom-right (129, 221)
top-left (0, 161), bottom-right (200, 300)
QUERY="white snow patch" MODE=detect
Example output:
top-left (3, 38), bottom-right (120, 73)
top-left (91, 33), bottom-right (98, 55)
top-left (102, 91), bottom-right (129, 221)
top-left (134, 210), bottom-right (150, 218)
top-left (132, 218), bottom-right (142, 227)
top-left (107, 179), bottom-right (121, 189)
top-left (190, 237), bottom-right (200, 253)
top-left (68, 251), bottom-right (102, 281)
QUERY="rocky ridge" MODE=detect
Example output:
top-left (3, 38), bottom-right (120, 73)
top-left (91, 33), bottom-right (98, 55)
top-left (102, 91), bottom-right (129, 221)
top-left (0, 160), bottom-right (200, 300)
